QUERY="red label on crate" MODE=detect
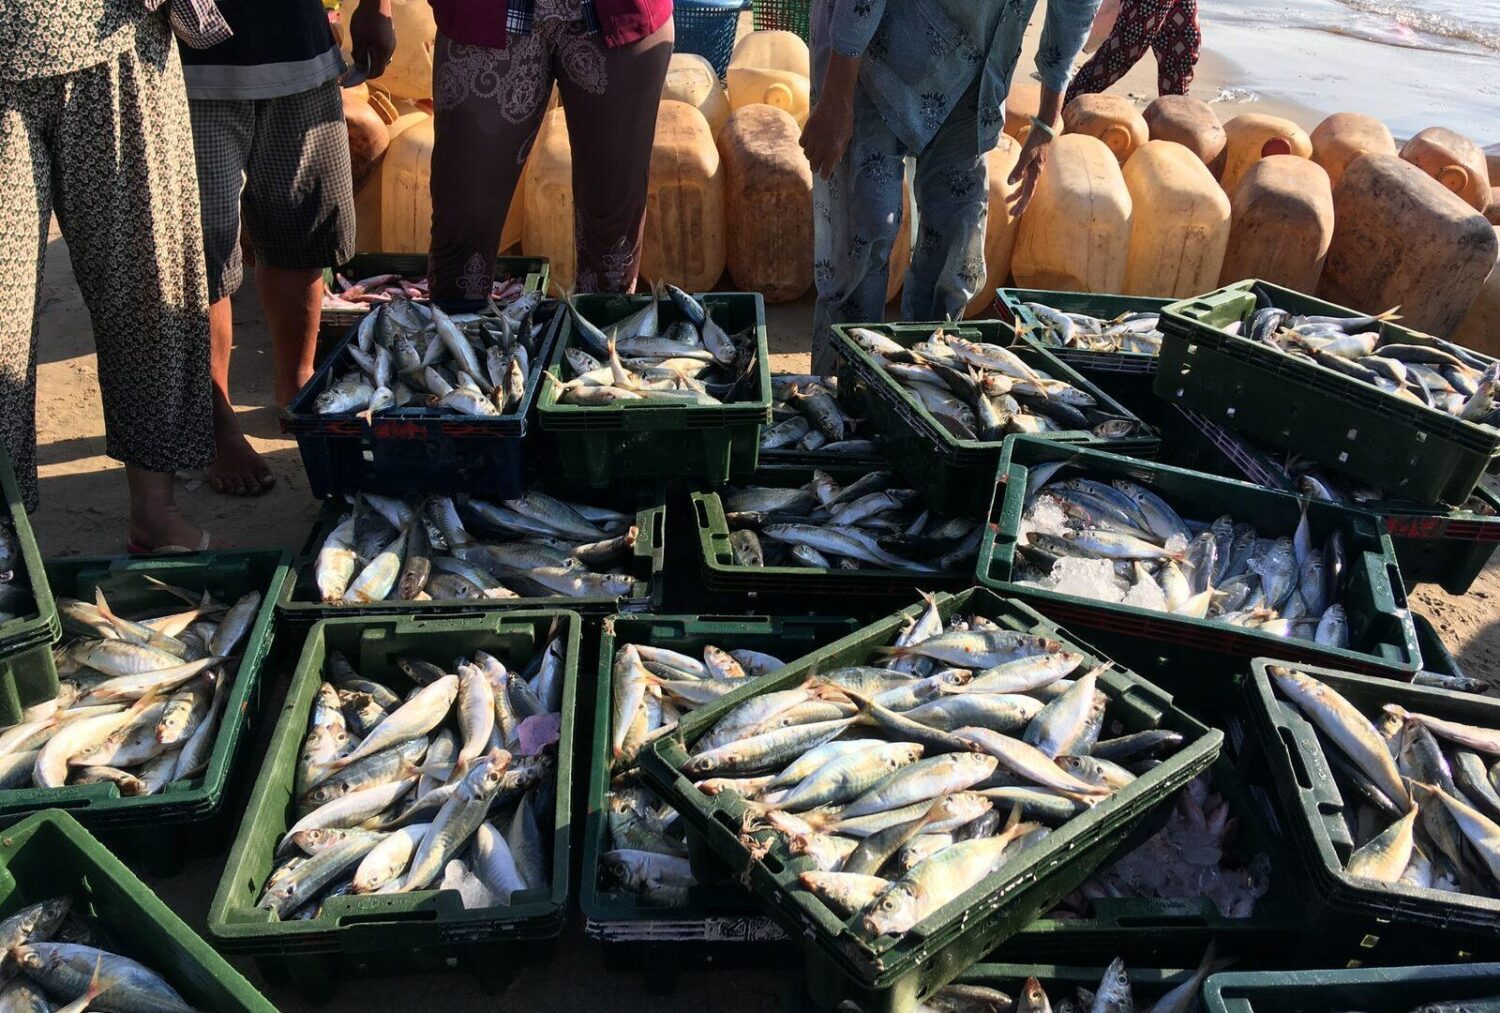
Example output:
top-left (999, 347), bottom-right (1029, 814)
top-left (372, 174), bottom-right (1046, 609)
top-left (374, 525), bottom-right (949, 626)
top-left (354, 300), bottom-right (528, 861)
top-left (1386, 516), bottom-right (1449, 540)
top-left (370, 419), bottom-right (432, 440)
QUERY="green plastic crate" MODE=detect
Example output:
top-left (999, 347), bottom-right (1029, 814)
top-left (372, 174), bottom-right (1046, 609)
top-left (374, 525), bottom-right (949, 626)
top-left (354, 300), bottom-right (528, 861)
top-left (277, 490), bottom-right (667, 623)
top-left (751, 0), bottom-right (809, 41)
top-left (789, 962), bottom-right (1200, 1012)
top-left (996, 288), bottom-right (1176, 431)
top-left (1204, 962), bottom-right (1500, 1011)
top-left (209, 610), bottom-right (580, 999)
top-left (1410, 611), bottom-right (1468, 688)
top-left (0, 811), bottom-right (277, 1012)
top-left (691, 463), bottom-right (977, 608)
top-left (582, 613), bottom-right (861, 977)
top-left (1240, 657), bottom-right (1500, 964)
top-left (759, 372), bottom-right (888, 471)
top-left (993, 752), bottom-right (1305, 968)
top-left (0, 551), bottom-right (289, 875)
top-left (0, 443), bottom-right (60, 726)
top-left (831, 320), bottom-right (1158, 516)
top-left (318, 253), bottom-right (549, 345)
top-left (536, 292), bottom-right (772, 486)
top-left (639, 588), bottom-right (1222, 1013)
top-left (996, 288), bottom-right (1170, 373)
top-left (1161, 404), bottom-right (1500, 596)
top-left (978, 436), bottom-right (1423, 701)
top-left (1158, 278), bottom-right (1500, 507)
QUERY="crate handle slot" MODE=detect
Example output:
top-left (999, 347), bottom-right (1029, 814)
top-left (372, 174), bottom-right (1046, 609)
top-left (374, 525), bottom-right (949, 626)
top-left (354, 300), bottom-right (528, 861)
top-left (693, 497), bottom-right (712, 529)
top-left (338, 909), bottom-right (439, 927)
top-left (1279, 725), bottom-right (1318, 794)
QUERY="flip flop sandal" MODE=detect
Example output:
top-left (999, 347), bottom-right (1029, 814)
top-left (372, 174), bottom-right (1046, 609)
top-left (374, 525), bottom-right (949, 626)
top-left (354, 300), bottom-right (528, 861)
top-left (125, 530), bottom-right (214, 555)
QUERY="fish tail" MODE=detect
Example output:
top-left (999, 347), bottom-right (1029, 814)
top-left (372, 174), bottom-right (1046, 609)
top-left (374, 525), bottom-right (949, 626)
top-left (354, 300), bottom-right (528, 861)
top-left (1376, 306), bottom-right (1401, 322)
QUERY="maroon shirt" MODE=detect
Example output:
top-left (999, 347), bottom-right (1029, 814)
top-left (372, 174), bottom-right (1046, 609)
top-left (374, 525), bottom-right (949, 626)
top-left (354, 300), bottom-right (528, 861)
top-left (429, 0), bottom-right (671, 49)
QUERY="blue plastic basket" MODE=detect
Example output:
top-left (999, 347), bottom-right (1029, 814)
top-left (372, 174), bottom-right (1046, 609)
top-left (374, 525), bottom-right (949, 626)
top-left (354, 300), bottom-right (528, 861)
top-left (674, 0), bottom-right (748, 77)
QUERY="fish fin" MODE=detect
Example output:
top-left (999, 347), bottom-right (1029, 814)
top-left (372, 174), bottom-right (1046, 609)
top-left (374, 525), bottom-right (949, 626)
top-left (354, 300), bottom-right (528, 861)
top-left (1376, 306), bottom-right (1401, 322)
top-left (139, 574), bottom-right (202, 605)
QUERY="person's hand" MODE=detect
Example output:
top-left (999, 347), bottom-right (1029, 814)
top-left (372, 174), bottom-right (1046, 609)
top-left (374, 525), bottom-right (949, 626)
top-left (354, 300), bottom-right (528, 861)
top-left (348, 0), bottom-right (396, 83)
top-left (1006, 126), bottom-right (1053, 219)
top-left (801, 90), bottom-right (856, 180)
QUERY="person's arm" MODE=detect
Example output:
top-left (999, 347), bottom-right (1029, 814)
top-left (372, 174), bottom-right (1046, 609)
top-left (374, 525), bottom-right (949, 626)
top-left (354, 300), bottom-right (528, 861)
top-left (800, 0), bottom-right (888, 180)
top-left (1007, 0), bottom-right (1100, 216)
top-left (348, 0), bottom-right (396, 80)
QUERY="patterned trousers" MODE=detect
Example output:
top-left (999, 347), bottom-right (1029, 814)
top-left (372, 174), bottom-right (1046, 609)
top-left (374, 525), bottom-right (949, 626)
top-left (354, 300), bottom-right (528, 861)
top-left (810, 79), bottom-right (990, 375)
top-left (0, 18), bottom-right (213, 509)
top-left (1066, 0), bottom-right (1201, 102)
top-left (427, 19), bottom-right (674, 304)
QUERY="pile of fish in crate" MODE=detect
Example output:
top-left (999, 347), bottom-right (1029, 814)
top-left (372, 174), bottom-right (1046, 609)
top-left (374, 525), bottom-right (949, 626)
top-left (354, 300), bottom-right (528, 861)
top-left (8, 265), bottom-right (1500, 1012)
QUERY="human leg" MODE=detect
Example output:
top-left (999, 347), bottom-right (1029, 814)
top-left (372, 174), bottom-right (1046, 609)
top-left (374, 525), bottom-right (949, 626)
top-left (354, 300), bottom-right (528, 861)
top-left (810, 89), bottom-right (906, 375)
top-left (0, 81), bottom-right (57, 512)
top-left (904, 79), bottom-right (988, 323)
top-left (189, 94), bottom-right (273, 495)
top-left (1064, 0), bottom-right (1174, 103)
top-left (556, 19), bottom-right (674, 293)
top-left (1151, 0), bottom-right (1201, 96)
top-left (428, 31), bottom-right (552, 306)
top-left (53, 21), bottom-right (216, 548)
top-left (239, 80), bottom-right (355, 403)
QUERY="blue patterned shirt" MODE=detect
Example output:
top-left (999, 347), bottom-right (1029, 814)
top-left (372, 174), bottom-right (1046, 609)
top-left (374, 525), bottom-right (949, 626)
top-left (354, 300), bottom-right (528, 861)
top-left (819, 0), bottom-right (1101, 153)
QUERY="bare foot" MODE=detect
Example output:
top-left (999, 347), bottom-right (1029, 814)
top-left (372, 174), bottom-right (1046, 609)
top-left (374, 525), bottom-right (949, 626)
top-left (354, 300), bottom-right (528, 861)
top-left (208, 408), bottom-right (276, 497)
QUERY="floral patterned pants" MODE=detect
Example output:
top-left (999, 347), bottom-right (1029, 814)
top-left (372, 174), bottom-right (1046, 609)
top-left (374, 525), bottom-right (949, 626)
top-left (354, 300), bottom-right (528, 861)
top-left (428, 19), bottom-right (673, 304)
top-left (1065, 0), bottom-right (1201, 103)
top-left (810, 78), bottom-right (989, 375)
top-left (0, 18), bottom-right (213, 509)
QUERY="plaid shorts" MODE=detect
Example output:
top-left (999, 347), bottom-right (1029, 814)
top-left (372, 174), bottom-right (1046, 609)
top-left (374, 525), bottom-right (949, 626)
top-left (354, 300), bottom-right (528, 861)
top-left (188, 79), bottom-right (355, 301)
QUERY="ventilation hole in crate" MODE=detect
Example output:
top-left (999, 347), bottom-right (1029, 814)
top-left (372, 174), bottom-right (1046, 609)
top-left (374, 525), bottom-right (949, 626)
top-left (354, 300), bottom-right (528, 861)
top-left (1225, 407), bottom-right (1236, 419)
top-left (1416, 431), bottom-right (1427, 442)
top-left (1338, 452), bottom-right (1349, 463)
top-left (1345, 428), bottom-right (1357, 440)
top-left (1359, 934), bottom-right (1380, 949)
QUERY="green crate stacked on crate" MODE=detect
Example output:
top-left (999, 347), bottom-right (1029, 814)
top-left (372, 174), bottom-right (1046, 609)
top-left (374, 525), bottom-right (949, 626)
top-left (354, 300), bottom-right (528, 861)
top-left (1160, 403), bottom-right (1500, 596)
top-left (997, 288), bottom-right (1172, 428)
top-left (536, 292), bottom-right (772, 486)
top-left (1158, 278), bottom-right (1500, 507)
top-left (691, 462), bottom-right (979, 608)
top-left (0, 551), bottom-right (289, 875)
top-left (1238, 658), bottom-right (1500, 964)
top-left (992, 751), bottom-right (1306, 968)
top-left (210, 610), bottom-right (580, 999)
top-left (831, 319), bottom-right (1158, 516)
top-left (1204, 962), bottom-right (1500, 1011)
top-left (318, 253), bottom-right (550, 349)
top-left (582, 613), bottom-right (861, 979)
top-left (977, 436), bottom-right (1422, 704)
top-left (759, 370), bottom-right (888, 470)
top-left (639, 588), bottom-right (1222, 1013)
top-left (0, 811), bottom-right (277, 1012)
top-left (0, 444), bottom-right (59, 724)
top-left (278, 487), bottom-right (667, 623)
